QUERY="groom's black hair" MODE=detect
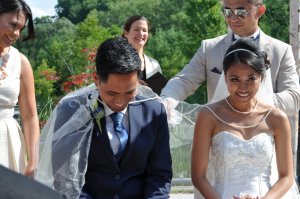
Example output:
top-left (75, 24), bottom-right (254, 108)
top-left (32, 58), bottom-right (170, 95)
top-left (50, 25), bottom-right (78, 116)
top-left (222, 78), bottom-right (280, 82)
top-left (95, 36), bottom-right (141, 83)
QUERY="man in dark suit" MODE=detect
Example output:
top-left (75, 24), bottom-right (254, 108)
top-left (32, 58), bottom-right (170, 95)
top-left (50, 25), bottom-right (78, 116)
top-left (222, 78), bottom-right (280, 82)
top-left (0, 165), bottom-right (66, 199)
top-left (36, 37), bottom-right (172, 199)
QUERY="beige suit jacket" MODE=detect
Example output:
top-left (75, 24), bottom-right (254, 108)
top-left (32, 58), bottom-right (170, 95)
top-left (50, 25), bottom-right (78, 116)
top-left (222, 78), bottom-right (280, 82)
top-left (161, 30), bottom-right (300, 116)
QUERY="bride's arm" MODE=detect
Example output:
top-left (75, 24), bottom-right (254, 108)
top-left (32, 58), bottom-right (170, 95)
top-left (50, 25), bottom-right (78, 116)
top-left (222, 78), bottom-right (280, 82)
top-left (262, 108), bottom-right (294, 199)
top-left (191, 108), bottom-right (221, 199)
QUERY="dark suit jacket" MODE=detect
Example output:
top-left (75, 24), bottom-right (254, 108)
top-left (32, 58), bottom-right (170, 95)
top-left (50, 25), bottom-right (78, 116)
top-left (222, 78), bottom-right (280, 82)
top-left (0, 165), bottom-right (66, 199)
top-left (83, 95), bottom-right (172, 199)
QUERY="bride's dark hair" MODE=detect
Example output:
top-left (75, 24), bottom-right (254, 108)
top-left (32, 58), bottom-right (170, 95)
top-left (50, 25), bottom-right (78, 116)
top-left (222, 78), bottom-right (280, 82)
top-left (223, 38), bottom-right (270, 81)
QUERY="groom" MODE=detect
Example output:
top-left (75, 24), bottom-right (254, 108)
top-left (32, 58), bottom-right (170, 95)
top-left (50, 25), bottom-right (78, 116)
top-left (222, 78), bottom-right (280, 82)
top-left (39, 37), bottom-right (172, 199)
top-left (81, 37), bottom-right (172, 198)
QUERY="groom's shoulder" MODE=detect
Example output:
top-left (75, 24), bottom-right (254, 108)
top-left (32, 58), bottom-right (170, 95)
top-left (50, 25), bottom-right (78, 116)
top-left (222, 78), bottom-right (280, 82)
top-left (130, 95), bottom-right (164, 111)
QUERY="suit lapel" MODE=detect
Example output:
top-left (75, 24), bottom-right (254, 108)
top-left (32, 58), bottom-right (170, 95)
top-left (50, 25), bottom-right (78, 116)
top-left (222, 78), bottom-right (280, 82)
top-left (223, 32), bottom-right (233, 47)
top-left (221, 33), bottom-right (234, 61)
top-left (218, 33), bottom-right (234, 72)
top-left (258, 30), bottom-right (272, 58)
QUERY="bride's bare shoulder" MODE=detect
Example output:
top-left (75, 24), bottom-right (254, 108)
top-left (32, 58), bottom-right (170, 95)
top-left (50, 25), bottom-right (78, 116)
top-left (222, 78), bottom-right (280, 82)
top-left (198, 100), bottom-right (225, 118)
top-left (260, 103), bottom-right (289, 129)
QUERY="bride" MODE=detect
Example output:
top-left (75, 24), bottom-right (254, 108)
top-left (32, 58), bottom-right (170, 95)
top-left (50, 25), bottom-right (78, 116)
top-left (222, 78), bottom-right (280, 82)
top-left (191, 38), bottom-right (298, 199)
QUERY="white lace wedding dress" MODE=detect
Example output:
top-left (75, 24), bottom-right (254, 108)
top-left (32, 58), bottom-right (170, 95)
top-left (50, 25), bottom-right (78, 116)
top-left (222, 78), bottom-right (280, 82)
top-left (194, 130), bottom-right (299, 198)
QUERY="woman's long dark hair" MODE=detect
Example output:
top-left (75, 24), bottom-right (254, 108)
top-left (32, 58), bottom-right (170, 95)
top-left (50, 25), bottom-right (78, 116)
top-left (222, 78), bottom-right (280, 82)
top-left (0, 0), bottom-right (35, 41)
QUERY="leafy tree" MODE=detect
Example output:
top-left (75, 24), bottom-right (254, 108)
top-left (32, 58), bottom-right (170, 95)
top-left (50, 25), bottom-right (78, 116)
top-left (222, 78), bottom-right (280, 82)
top-left (180, 0), bottom-right (226, 56)
top-left (56, 0), bottom-right (109, 24)
top-left (260, 0), bottom-right (289, 43)
top-left (34, 60), bottom-right (59, 102)
top-left (146, 28), bottom-right (190, 79)
top-left (97, 0), bottom-right (184, 32)
top-left (33, 60), bottom-right (59, 126)
top-left (15, 16), bottom-right (76, 70)
top-left (75, 9), bottom-right (121, 49)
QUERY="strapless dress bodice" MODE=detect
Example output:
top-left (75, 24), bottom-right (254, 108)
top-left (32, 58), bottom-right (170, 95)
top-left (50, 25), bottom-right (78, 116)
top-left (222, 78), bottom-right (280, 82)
top-left (210, 131), bottom-right (274, 198)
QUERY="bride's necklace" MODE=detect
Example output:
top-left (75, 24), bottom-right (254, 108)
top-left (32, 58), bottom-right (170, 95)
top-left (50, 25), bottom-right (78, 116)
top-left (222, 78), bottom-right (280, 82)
top-left (225, 98), bottom-right (258, 114)
top-left (0, 50), bottom-right (10, 81)
top-left (205, 105), bottom-right (273, 129)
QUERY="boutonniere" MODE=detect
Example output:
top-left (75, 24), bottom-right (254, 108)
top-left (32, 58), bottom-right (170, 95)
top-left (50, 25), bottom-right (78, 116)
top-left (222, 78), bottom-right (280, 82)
top-left (91, 99), bottom-right (105, 134)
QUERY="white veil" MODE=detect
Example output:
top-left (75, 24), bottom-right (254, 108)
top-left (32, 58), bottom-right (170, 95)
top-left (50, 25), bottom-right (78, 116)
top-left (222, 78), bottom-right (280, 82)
top-left (35, 84), bottom-right (98, 198)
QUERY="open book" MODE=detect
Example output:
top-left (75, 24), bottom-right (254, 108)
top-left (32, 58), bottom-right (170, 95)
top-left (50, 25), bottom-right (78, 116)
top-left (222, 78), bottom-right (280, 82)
top-left (145, 72), bottom-right (168, 95)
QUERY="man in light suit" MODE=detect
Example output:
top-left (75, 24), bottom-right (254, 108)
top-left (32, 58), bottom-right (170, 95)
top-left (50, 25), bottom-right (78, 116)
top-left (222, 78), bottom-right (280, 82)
top-left (161, 0), bottom-right (300, 172)
top-left (39, 37), bottom-right (172, 199)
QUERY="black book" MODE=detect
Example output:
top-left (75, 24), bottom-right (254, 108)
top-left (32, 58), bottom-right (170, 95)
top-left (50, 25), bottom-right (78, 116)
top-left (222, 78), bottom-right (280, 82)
top-left (145, 72), bottom-right (168, 95)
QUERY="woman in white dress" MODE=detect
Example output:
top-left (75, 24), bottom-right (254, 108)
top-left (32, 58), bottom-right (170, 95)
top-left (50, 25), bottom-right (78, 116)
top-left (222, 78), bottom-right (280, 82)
top-left (122, 15), bottom-right (162, 92)
top-left (191, 38), bottom-right (296, 199)
top-left (0, 0), bottom-right (39, 177)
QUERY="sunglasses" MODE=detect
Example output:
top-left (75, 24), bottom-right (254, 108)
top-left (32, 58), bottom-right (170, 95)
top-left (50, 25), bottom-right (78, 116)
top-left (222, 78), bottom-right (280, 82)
top-left (222, 4), bottom-right (261, 18)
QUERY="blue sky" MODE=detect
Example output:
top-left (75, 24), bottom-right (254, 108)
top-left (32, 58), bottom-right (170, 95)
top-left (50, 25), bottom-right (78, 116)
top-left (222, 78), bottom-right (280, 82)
top-left (26, 0), bottom-right (57, 18)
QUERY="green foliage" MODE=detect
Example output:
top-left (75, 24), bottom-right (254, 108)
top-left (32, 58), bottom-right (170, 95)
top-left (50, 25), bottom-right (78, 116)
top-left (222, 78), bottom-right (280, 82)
top-left (259, 0), bottom-right (289, 43)
top-left (56, 0), bottom-right (108, 24)
top-left (34, 60), bottom-right (59, 102)
top-left (33, 60), bottom-right (59, 126)
top-left (181, 0), bottom-right (227, 56)
top-left (75, 10), bottom-right (121, 49)
top-left (38, 96), bottom-right (55, 128)
top-left (146, 28), bottom-right (189, 79)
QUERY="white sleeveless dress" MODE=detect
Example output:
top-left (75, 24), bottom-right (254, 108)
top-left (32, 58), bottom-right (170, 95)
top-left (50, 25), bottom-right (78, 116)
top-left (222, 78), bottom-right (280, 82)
top-left (194, 107), bottom-right (300, 199)
top-left (0, 46), bottom-right (26, 173)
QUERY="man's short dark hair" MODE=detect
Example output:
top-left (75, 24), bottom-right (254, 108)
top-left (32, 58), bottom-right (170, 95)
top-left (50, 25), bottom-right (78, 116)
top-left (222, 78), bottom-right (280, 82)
top-left (95, 37), bottom-right (141, 83)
